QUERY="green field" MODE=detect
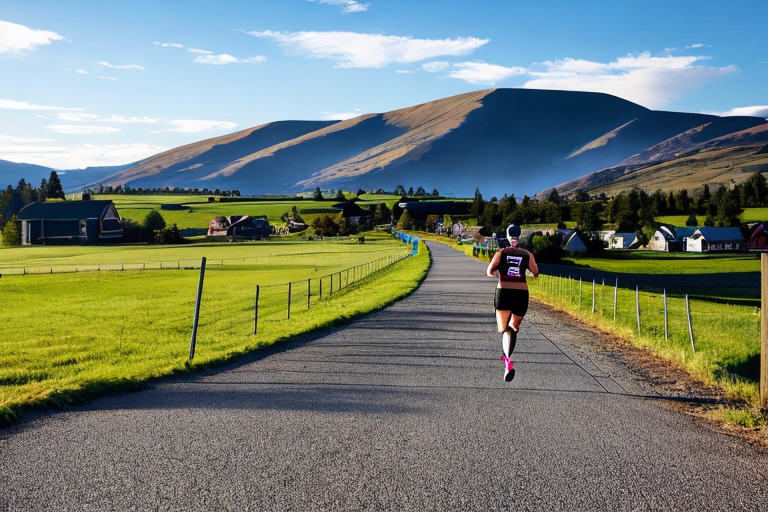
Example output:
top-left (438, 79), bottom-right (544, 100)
top-left (0, 234), bottom-right (426, 426)
top-left (95, 194), bottom-right (402, 231)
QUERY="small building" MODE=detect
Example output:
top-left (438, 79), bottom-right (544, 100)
top-left (686, 227), bottom-right (746, 252)
top-left (650, 226), bottom-right (696, 252)
top-left (334, 202), bottom-right (373, 225)
top-left (748, 223), bottom-right (768, 251)
top-left (16, 200), bottom-right (123, 245)
top-left (609, 232), bottom-right (641, 250)
top-left (207, 215), bottom-right (271, 239)
top-left (564, 231), bottom-right (589, 253)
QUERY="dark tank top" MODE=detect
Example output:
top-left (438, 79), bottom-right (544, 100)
top-left (497, 247), bottom-right (530, 284)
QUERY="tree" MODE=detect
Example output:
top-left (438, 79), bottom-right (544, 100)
top-left (415, 186), bottom-right (427, 197)
top-left (39, 178), bottom-right (48, 201)
top-left (356, 188), bottom-right (366, 197)
top-left (373, 203), bottom-right (391, 225)
top-left (46, 171), bottom-right (65, 200)
top-left (1, 217), bottom-right (21, 246)
top-left (407, 186), bottom-right (414, 196)
top-left (545, 188), bottom-right (562, 204)
top-left (469, 187), bottom-right (485, 218)
top-left (397, 209), bottom-right (415, 231)
top-left (685, 212), bottom-right (698, 227)
top-left (571, 201), bottom-right (603, 231)
top-left (142, 210), bottom-right (166, 233)
top-left (740, 171), bottom-right (768, 207)
top-left (311, 214), bottom-right (340, 237)
top-left (431, 188), bottom-right (440, 197)
top-left (313, 187), bottom-right (324, 201)
top-left (393, 184), bottom-right (407, 196)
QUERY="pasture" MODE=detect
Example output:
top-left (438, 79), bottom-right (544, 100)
top-left (96, 194), bottom-right (402, 231)
top-left (0, 235), bottom-right (427, 426)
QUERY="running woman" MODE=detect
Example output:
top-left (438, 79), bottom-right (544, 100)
top-left (486, 225), bottom-right (539, 381)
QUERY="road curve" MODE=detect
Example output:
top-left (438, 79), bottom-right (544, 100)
top-left (2, 241), bottom-right (768, 511)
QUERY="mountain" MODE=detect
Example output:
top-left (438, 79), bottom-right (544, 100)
top-left (551, 122), bottom-right (768, 198)
top-left (28, 88), bottom-right (768, 197)
top-left (0, 160), bottom-right (136, 192)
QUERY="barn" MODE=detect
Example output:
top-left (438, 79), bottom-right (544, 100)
top-left (207, 215), bottom-right (271, 239)
top-left (685, 227), bottom-right (746, 252)
top-left (16, 200), bottom-right (123, 245)
top-left (650, 226), bottom-right (697, 252)
top-left (609, 232), bottom-right (641, 250)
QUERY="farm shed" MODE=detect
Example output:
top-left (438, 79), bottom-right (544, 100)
top-left (207, 215), bottom-right (271, 239)
top-left (650, 226), bottom-right (696, 252)
top-left (748, 222), bottom-right (768, 252)
top-left (685, 227), bottom-right (746, 253)
top-left (564, 231), bottom-right (589, 253)
top-left (334, 202), bottom-right (373, 225)
top-left (398, 200), bottom-right (470, 221)
top-left (609, 232), bottom-right (641, 250)
top-left (16, 200), bottom-right (123, 245)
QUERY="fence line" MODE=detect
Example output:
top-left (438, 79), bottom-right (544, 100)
top-left (529, 272), bottom-right (748, 354)
top-left (251, 233), bottom-right (419, 334)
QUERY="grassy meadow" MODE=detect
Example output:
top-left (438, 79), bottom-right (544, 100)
top-left (96, 193), bottom-right (403, 230)
top-left (0, 234), bottom-right (426, 426)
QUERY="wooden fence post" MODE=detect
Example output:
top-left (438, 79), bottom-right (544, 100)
top-left (254, 285), bottom-right (260, 335)
top-left (761, 254), bottom-right (768, 409)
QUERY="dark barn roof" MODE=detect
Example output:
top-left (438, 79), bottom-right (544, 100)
top-left (17, 200), bottom-right (117, 221)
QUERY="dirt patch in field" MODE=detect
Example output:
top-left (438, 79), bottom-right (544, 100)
top-left (530, 298), bottom-right (768, 450)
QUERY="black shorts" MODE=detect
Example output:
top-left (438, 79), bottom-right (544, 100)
top-left (494, 288), bottom-right (529, 316)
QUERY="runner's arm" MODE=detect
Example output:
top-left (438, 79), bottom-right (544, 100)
top-left (527, 250), bottom-right (540, 278)
top-left (486, 250), bottom-right (502, 277)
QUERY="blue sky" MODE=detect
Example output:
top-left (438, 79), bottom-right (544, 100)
top-left (1, 0), bottom-right (767, 169)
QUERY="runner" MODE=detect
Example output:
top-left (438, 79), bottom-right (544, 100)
top-left (486, 225), bottom-right (539, 381)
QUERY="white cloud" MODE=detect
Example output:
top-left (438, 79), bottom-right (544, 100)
top-left (154, 42), bottom-right (184, 48)
top-left (522, 53), bottom-right (737, 109)
top-left (0, 142), bottom-right (164, 169)
top-left (448, 62), bottom-right (527, 84)
top-left (97, 61), bottom-right (144, 70)
top-left (99, 76), bottom-right (119, 81)
top-left (75, 69), bottom-right (90, 75)
top-left (308, 0), bottom-right (369, 13)
top-left (718, 106), bottom-right (768, 118)
top-left (0, 134), bottom-right (56, 143)
top-left (46, 125), bottom-right (121, 135)
top-left (685, 43), bottom-right (710, 49)
top-left (248, 30), bottom-right (488, 68)
top-left (193, 53), bottom-right (266, 65)
top-left (0, 20), bottom-right (65, 54)
top-left (154, 41), bottom-right (264, 65)
top-left (321, 109), bottom-right (363, 120)
top-left (422, 61), bottom-right (451, 73)
top-left (395, 69), bottom-right (413, 74)
top-left (54, 113), bottom-right (159, 123)
top-left (152, 120), bottom-right (237, 133)
top-left (0, 99), bottom-right (81, 111)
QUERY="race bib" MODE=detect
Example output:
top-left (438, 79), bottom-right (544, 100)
top-left (506, 255), bottom-right (522, 277)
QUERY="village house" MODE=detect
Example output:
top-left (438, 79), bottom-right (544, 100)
top-left (16, 200), bottom-right (123, 246)
top-left (685, 227), bottom-right (746, 252)
top-left (207, 215), bottom-right (271, 239)
top-left (609, 232), bottom-right (641, 250)
top-left (649, 226), bottom-right (697, 252)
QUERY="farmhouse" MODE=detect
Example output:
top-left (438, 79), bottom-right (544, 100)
top-left (650, 226), bottom-right (696, 252)
top-left (685, 227), bottom-right (746, 252)
top-left (609, 232), bottom-right (641, 250)
top-left (564, 231), bottom-right (589, 253)
top-left (748, 222), bottom-right (768, 251)
top-left (334, 202), bottom-right (373, 225)
top-left (207, 215), bottom-right (271, 239)
top-left (16, 200), bottom-right (123, 246)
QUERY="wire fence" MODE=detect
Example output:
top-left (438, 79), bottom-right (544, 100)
top-left (530, 272), bottom-right (759, 357)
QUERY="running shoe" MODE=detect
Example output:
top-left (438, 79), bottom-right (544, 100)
top-left (502, 355), bottom-right (515, 382)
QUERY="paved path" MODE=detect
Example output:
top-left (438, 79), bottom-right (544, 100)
top-left (2, 241), bottom-right (768, 511)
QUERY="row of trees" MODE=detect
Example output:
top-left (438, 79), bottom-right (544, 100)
top-left (437, 172), bottom-right (768, 242)
top-left (86, 185), bottom-right (242, 196)
top-left (1, 172), bottom-right (66, 235)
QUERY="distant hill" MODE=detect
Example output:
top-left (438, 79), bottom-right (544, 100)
top-left (550, 123), bottom-right (768, 198)
top-left (0, 160), bottom-right (136, 192)
top-left (8, 88), bottom-right (767, 198)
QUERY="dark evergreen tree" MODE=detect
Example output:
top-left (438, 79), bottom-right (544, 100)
top-left (313, 187), bottom-right (324, 200)
top-left (393, 184), bottom-right (407, 196)
top-left (46, 171), bottom-right (65, 200)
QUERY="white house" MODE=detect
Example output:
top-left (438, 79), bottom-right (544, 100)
top-left (685, 227), bottom-right (746, 252)
top-left (650, 226), bottom-right (697, 252)
top-left (609, 232), bottom-right (641, 250)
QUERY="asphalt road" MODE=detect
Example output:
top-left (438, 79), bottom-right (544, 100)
top-left (2, 241), bottom-right (768, 511)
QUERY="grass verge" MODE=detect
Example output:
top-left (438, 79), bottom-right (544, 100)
top-left (0, 238), bottom-right (429, 427)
